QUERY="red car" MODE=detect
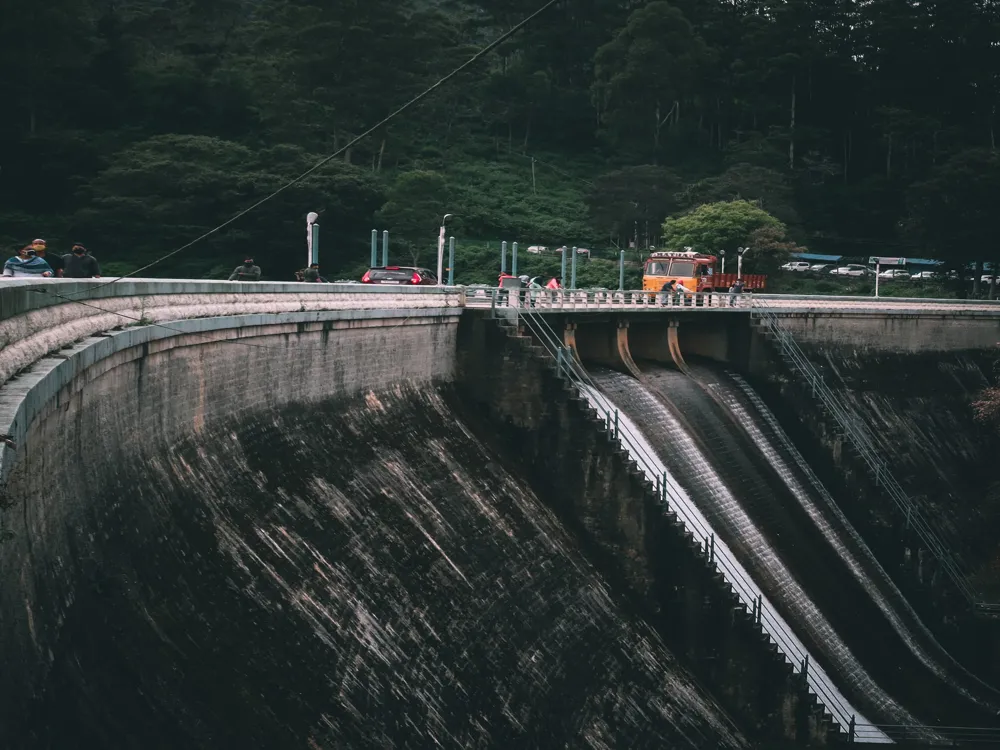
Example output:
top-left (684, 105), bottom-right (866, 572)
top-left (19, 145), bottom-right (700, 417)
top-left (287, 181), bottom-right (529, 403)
top-left (361, 266), bottom-right (438, 285)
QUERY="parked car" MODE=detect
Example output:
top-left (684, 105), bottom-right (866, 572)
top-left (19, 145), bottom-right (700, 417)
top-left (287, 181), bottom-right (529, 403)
top-left (361, 266), bottom-right (438, 285)
top-left (910, 271), bottom-right (939, 280)
top-left (830, 264), bottom-right (873, 277)
top-left (981, 275), bottom-right (999, 284)
top-left (809, 263), bottom-right (834, 273)
top-left (877, 269), bottom-right (911, 280)
top-left (781, 261), bottom-right (812, 272)
top-left (527, 245), bottom-right (547, 254)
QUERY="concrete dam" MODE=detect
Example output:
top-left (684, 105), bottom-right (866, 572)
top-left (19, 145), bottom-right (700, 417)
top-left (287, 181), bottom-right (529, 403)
top-left (2, 281), bottom-right (1000, 747)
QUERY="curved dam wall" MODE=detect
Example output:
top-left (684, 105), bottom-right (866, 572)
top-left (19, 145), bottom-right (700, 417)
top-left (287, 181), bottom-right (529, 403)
top-left (0, 283), bottom-right (753, 749)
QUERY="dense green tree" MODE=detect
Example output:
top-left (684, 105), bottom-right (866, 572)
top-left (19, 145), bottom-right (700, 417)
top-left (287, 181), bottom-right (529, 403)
top-left (906, 148), bottom-right (1000, 293)
top-left (592, 2), bottom-right (712, 160)
top-left (662, 199), bottom-right (784, 255)
top-left (586, 166), bottom-right (681, 248)
top-left (3, 0), bottom-right (1000, 282)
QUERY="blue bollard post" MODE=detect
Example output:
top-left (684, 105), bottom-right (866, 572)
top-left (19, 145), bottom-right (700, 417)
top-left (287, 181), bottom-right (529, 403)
top-left (561, 247), bottom-right (567, 288)
top-left (448, 236), bottom-right (455, 285)
top-left (512, 242), bottom-right (518, 277)
top-left (382, 230), bottom-right (389, 267)
top-left (501, 241), bottom-right (508, 275)
top-left (371, 230), bottom-right (377, 267)
top-left (571, 246), bottom-right (577, 289)
top-left (619, 249), bottom-right (625, 290)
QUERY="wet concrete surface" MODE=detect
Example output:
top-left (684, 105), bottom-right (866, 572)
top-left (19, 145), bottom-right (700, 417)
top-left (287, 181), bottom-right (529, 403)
top-left (593, 361), bottom-right (1000, 730)
top-left (1, 384), bottom-right (745, 749)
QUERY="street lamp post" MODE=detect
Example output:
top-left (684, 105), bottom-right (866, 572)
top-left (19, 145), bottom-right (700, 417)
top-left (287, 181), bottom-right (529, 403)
top-left (306, 212), bottom-right (319, 267)
top-left (720, 249), bottom-right (726, 275)
top-left (737, 246), bottom-right (751, 281)
top-left (437, 213), bottom-right (453, 284)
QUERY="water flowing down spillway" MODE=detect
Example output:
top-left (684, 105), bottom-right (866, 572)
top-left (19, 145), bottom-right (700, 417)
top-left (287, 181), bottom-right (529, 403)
top-left (693, 365), bottom-right (1000, 715)
top-left (581, 373), bottom-right (890, 742)
top-left (2, 384), bottom-right (747, 750)
top-left (598, 360), bottom-right (1000, 732)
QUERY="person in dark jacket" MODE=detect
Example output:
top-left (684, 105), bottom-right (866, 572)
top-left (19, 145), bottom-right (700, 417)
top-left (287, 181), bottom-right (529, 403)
top-left (300, 263), bottom-right (327, 282)
top-left (62, 244), bottom-right (101, 278)
top-left (228, 258), bottom-right (261, 281)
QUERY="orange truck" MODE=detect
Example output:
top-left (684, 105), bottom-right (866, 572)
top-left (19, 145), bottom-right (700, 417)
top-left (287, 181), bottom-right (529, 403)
top-left (641, 250), bottom-right (766, 293)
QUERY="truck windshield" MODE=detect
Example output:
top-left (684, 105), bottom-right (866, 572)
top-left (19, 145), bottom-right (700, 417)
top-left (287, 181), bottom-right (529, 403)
top-left (646, 261), bottom-right (668, 275)
top-left (668, 261), bottom-right (696, 276)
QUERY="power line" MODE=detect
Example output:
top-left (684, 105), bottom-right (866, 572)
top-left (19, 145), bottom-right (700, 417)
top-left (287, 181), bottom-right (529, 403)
top-left (66, 0), bottom-right (560, 298)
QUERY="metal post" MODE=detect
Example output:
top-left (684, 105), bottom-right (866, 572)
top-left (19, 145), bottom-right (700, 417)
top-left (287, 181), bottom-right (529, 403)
top-left (571, 246), bottom-right (578, 289)
top-left (802, 655), bottom-right (809, 681)
top-left (437, 213), bottom-right (453, 285)
top-left (448, 236), bottom-right (455, 285)
top-left (656, 474), bottom-right (661, 497)
top-left (306, 212), bottom-right (318, 268)
top-left (613, 409), bottom-right (619, 440)
top-left (501, 241), bottom-right (508, 275)
top-left (709, 534), bottom-right (715, 563)
top-left (561, 246), bottom-right (568, 288)
top-left (662, 472), bottom-right (668, 503)
top-left (382, 230), bottom-right (389, 267)
top-left (371, 230), bottom-right (378, 267)
top-left (512, 241), bottom-right (518, 277)
top-left (619, 249), bottom-right (625, 290)
top-left (310, 222), bottom-right (320, 265)
top-left (848, 716), bottom-right (856, 743)
top-left (875, 261), bottom-right (881, 297)
top-left (755, 595), bottom-right (762, 624)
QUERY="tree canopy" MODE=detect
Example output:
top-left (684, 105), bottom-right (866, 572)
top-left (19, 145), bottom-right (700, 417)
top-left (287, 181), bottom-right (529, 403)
top-left (2, 0), bottom-right (1000, 282)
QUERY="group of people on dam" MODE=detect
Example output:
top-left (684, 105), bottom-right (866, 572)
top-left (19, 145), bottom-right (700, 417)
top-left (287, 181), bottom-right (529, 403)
top-left (2, 239), bottom-right (100, 278)
top-left (227, 258), bottom-right (329, 283)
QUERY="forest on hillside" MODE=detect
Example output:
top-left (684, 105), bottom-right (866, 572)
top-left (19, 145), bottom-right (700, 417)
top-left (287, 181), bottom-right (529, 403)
top-left (3, 0), bottom-right (1000, 285)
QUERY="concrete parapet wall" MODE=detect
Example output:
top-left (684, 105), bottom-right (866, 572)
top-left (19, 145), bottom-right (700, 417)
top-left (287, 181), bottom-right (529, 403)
top-left (0, 281), bottom-right (464, 391)
top-left (769, 312), bottom-right (1000, 353)
top-left (0, 308), bottom-right (461, 493)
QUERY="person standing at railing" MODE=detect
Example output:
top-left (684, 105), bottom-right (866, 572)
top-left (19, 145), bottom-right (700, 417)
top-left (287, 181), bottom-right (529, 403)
top-left (728, 279), bottom-right (745, 307)
top-left (659, 279), bottom-right (675, 306)
top-left (674, 280), bottom-right (693, 306)
top-left (545, 276), bottom-right (560, 304)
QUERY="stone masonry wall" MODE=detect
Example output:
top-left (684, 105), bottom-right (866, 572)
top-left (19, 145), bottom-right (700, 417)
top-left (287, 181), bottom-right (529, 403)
top-left (0, 310), bottom-right (460, 715)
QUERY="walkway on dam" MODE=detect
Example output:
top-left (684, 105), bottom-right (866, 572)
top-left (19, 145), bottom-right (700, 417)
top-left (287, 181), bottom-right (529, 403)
top-left (462, 286), bottom-right (1000, 316)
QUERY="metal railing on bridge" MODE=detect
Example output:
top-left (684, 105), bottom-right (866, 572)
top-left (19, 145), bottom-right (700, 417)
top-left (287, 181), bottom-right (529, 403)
top-left (749, 297), bottom-right (996, 613)
top-left (471, 286), bottom-right (753, 311)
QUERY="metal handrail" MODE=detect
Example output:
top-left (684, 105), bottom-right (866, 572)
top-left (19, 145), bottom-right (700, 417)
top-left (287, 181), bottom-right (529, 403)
top-left (750, 297), bottom-right (982, 608)
top-left (478, 286), bottom-right (753, 310)
top-left (486, 290), bottom-right (867, 736)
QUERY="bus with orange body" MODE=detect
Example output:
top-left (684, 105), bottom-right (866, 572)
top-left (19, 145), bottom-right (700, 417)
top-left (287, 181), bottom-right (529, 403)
top-left (642, 250), bottom-right (767, 293)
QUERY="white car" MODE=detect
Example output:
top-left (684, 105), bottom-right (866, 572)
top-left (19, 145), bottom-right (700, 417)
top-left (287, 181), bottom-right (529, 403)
top-left (830, 264), bottom-right (872, 277)
top-left (781, 261), bottom-right (812, 272)
top-left (810, 263), bottom-right (834, 273)
top-left (911, 271), bottom-right (939, 280)
top-left (877, 269), bottom-right (910, 280)
top-left (527, 245), bottom-right (547, 254)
